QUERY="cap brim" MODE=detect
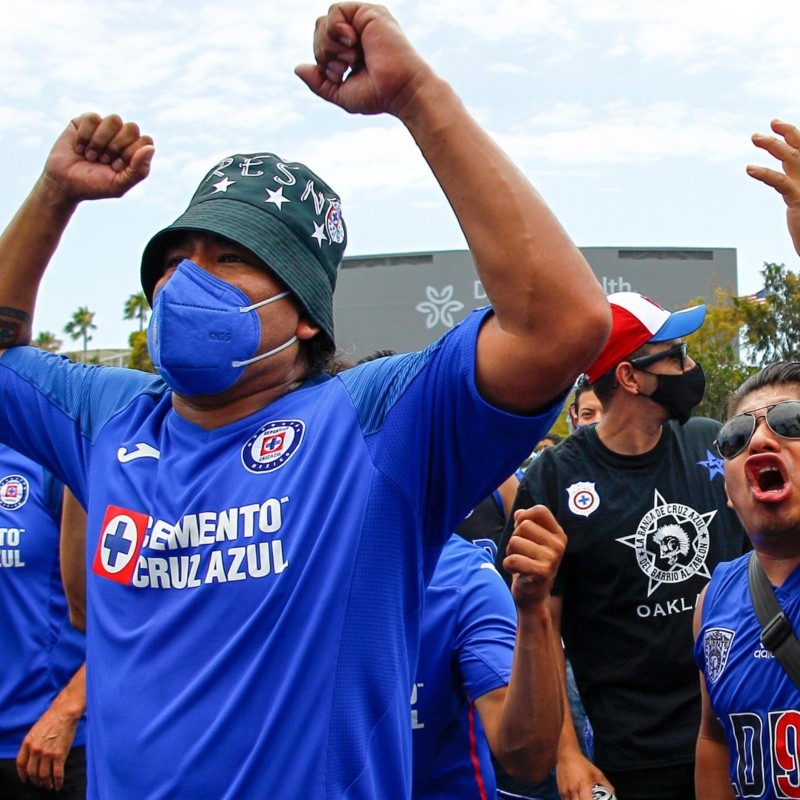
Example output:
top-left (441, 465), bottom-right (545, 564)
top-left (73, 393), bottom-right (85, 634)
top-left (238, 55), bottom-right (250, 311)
top-left (649, 303), bottom-right (706, 342)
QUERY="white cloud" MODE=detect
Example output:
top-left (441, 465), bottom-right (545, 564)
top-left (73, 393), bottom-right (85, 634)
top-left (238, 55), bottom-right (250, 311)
top-left (527, 102), bottom-right (593, 129)
top-left (604, 40), bottom-right (631, 58)
top-left (414, 0), bottom-right (573, 42)
top-left (291, 125), bottom-right (436, 198)
top-left (488, 62), bottom-right (530, 75)
top-left (500, 101), bottom-right (748, 166)
top-left (0, 0), bottom-right (798, 347)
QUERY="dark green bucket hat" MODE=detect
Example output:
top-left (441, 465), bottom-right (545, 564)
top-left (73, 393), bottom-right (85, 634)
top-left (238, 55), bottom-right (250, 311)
top-left (140, 153), bottom-right (347, 345)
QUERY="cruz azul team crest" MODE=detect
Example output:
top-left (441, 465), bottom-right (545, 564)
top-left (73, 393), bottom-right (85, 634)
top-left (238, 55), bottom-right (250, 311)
top-left (325, 200), bottom-right (345, 244)
top-left (0, 474), bottom-right (29, 511)
top-left (567, 482), bottom-right (599, 517)
top-left (242, 420), bottom-right (305, 474)
top-left (703, 628), bottom-right (735, 683)
top-left (616, 489), bottom-right (714, 596)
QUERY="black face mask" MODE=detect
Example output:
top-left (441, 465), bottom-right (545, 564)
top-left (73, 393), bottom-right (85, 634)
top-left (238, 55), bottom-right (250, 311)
top-left (642, 362), bottom-right (705, 425)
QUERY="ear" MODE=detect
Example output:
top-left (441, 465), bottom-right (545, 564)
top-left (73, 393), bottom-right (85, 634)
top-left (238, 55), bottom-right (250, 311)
top-left (723, 476), bottom-right (734, 510)
top-left (296, 318), bottom-right (321, 341)
top-left (568, 404), bottom-right (578, 427)
top-left (614, 362), bottom-right (642, 396)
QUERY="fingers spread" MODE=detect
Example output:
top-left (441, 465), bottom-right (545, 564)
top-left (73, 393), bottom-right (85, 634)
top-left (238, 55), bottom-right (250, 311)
top-left (747, 165), bottom-right (800, 206)
top-left (752, 132), bottom-right (797, 164)
top-left (749, 122), bottom-right (800, 210)
top-left (771, 118), bottom-right (800, 149)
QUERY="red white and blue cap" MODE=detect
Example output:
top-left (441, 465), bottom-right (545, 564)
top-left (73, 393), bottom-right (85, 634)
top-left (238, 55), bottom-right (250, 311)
top-left (585, 292), bottom-right (706, 383)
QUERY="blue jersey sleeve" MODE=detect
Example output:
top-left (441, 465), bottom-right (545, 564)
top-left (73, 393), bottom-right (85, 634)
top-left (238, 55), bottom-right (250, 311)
top-left (0, 347), bottom-right (167, 504)
top-left (40, 467), bottom-right (64, 521)
top-left (454, 547), bottom-right (517, 700)
top-left (339, 308), bottom-right (564, 545)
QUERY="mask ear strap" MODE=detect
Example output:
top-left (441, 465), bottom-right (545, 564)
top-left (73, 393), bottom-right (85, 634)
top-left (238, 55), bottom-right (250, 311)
top-left (239, 291), bottom-right (291, 313)
top-left (232, 336), bottom-right (298, 368)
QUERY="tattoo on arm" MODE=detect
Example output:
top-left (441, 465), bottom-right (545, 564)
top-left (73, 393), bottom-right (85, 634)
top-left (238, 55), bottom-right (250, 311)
top-left (0, 307), bottom-right (31, 347)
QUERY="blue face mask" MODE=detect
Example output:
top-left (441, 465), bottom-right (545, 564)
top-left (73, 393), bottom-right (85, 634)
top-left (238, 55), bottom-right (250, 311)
top-left (147, 259), bottom-right (297, 397)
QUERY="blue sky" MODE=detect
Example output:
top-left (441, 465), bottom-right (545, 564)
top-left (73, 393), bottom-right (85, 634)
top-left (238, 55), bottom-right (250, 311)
top-left (1, 0), bottom-right (799, 349)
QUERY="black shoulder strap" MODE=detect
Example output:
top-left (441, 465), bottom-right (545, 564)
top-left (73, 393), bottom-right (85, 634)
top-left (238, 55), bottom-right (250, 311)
top-left (747, 551), bottom-right (800, 687)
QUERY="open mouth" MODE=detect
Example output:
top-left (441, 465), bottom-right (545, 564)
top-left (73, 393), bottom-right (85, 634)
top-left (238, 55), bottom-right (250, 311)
top-left (757, 466), bottom-right (785, 492)
top-left (746, 456), bottom-right (789, 501)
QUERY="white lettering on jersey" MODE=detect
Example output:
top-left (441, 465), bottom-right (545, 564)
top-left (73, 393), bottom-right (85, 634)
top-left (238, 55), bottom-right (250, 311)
top-left (96, 498), bottom-right (292, 589)
top-left (410, 683), bottom-right (425, 730)
top-left (0, 551), bottom-right (25, 568)
top-left (132, 541), bottom-right (289, 589)
top-left (754, 649), bottom-right (776, 659)
top-left (0, 526), bottom-right (27, 568)
top-left (0, 527), bottom-right (24, 546)
top-left (143, 498), bottom-right (288, 551)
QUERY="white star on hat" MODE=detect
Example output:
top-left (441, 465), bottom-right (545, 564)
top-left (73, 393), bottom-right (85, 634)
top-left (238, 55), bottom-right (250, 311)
top-left (311, 221), bottom-right (327, 247)
top-left (212, 176), bottom-right (236, 193)
top-left (265, 187), bottom-right (290, 209)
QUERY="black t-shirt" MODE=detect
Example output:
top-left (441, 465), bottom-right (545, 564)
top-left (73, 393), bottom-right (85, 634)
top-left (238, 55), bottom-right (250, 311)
top-left (498, 419), bottom-right (747, 771)
top-left (456, 490), bottom-right (505, 549)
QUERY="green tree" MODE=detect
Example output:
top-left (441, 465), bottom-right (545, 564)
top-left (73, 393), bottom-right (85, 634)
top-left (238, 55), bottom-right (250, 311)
top-left (123, 292), bottom-right (149, 332)
top-left (734, 262), bottom-right (800, 365)
top-left (127, 329), bottom-right (154, 372)
top-left (64, 306), bottom-right (97, 362)
top-left (33, 330), bottom-right (62, 352)
top-left (686, 287), bottom-right (755, 422)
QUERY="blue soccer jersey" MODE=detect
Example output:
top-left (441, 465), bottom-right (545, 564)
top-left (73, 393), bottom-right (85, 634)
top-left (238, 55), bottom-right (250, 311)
top-left (0, 309), bottom-right (558, 800)
top-left (0, 444), bottom-right (86, 757)
top-left (696, 555), bottom-right (800, 799)
top-left (412, 534), bottom-right (517, 800)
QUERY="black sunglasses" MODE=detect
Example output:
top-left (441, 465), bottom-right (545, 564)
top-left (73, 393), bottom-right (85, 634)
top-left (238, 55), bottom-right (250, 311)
top-left (628, 342), bottom-right (687, 372)
top-left (714, 400), bottom-right (800, 459)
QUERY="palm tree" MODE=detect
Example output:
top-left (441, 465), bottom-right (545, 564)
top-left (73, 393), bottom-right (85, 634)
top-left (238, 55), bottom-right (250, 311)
top-left (123, 292), bottom-right (149, 332)
top-left (64, 306), bottom-right (97, 362)
top-left (33, 331), bottom-right (62, 353)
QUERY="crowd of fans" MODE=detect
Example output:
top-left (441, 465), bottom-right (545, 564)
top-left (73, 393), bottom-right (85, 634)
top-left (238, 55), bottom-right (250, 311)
top-left (2, 4), bottom-right (800, 800)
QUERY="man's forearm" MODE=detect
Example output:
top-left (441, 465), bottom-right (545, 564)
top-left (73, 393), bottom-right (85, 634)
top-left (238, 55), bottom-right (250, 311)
top-left (696, 734), bottom-right (735, 800)
top-left (0, 175), bottom-right (77, 347)
top-left (495, 600), bottom-right (563, 782)
top-left (397, 76), bottom-right (599, 337)
top-left (61, 488), bottom-right (87, 631)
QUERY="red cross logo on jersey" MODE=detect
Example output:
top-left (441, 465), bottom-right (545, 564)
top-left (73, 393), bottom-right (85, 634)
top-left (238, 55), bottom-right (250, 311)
top-left (567, 481), bottom-right (600, 518)
top-left (92, 505), bottom-right (149, 585)
top-left (261, 432), bottom-right (286, 457)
